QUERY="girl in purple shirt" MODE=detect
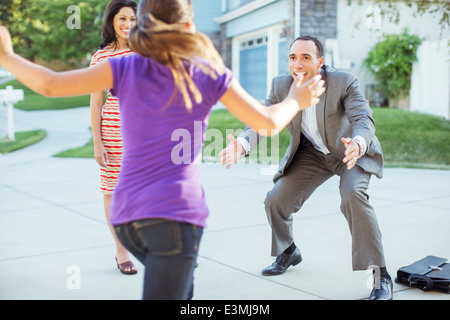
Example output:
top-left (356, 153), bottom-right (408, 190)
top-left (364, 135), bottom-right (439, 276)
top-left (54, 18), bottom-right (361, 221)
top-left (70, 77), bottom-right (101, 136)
top-left (0, 0), bottom-right (324, 300)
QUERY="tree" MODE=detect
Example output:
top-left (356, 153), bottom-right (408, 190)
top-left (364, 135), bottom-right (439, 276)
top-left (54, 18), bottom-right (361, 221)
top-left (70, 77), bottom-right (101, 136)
top-left (0, 0), bottom-right (15, 23)
top-left (0, 0), bottom-right (33, 59)
top-left (1, 0), bottom-right (108, 66)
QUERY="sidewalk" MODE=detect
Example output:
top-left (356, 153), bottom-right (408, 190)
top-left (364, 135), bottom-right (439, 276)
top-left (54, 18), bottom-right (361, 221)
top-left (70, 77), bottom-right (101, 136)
top-left (0, 106), bottom-right (449, 300)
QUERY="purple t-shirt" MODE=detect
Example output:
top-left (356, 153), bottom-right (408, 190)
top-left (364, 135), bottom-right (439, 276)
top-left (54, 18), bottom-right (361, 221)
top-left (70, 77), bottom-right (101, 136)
top-left (108, 54), bottom-right (233, 227)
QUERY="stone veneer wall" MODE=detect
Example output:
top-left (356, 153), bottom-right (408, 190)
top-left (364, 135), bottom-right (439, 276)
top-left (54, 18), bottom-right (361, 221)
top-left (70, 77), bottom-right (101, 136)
top-left (300, 0), bottom-right (337, 44)
top-left (216, 0), bottom-right (339, 68)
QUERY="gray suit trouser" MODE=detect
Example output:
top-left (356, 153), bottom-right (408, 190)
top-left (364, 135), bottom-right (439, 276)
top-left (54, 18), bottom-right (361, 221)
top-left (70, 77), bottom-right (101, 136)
top-left (264, 136), bottom-right (386, 271)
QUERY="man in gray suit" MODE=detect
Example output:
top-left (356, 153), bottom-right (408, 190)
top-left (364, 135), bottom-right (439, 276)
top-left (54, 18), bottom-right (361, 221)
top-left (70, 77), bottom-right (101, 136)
top-left (219, 35), bottom-right (392, 300)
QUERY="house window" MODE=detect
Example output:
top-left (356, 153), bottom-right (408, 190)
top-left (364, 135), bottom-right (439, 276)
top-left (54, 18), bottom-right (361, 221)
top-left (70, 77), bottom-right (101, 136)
top-left (240, 36), bottom-right (268, 49)
top-left (239, 36), bottom-right (268, 101)
top-left (236, 31), bottom-right (286, 101)
top-left (279, 39), bottom-right (288, 74)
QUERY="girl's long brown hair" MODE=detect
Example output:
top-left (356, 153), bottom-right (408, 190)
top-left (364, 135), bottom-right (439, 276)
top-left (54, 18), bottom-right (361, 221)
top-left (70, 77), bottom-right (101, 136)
top-left (128, 0), bottom-right (225, 111)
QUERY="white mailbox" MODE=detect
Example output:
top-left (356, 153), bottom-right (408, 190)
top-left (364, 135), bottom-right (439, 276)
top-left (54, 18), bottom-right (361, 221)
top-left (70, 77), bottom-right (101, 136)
top-left (0, 85), bottom-right (24, 141)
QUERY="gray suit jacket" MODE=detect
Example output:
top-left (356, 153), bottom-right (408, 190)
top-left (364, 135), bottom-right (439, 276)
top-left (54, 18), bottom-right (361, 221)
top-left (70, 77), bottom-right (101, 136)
top-left (239, 65), bottom-right (384, 181)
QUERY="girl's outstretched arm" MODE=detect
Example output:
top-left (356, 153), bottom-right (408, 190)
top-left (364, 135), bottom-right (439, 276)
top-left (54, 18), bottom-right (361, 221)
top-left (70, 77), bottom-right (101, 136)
top-left (220, 74), bottom-right (324, 136)
top-left (0, 26), bottom-right (112, 97)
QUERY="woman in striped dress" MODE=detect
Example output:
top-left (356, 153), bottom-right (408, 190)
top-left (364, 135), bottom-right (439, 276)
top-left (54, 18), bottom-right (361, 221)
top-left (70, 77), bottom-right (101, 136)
top-left (89, 0), bottom-right (137, 275)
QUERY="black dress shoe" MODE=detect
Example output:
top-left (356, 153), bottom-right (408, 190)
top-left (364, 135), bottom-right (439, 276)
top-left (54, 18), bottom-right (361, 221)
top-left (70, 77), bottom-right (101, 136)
top-left (369, 277), bottom-right (393, 300)
top-left (261, 247), bottom-right (302, 276)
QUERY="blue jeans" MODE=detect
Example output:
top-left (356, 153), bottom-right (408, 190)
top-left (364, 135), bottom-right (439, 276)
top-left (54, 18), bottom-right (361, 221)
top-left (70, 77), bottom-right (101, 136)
top-left (114, 219), bottom-right (203, 300)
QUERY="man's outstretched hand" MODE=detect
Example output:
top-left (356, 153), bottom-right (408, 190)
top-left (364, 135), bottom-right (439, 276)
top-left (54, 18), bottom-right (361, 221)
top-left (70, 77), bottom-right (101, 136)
top-left (341, 137), bottom-right (360, 170)
top-left (219, 134), bottom-right (245, 169)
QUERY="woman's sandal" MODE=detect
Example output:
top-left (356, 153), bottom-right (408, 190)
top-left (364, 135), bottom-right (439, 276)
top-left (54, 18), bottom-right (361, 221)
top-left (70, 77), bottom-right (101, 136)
top-left (115, 257), bottom-right (138, 275)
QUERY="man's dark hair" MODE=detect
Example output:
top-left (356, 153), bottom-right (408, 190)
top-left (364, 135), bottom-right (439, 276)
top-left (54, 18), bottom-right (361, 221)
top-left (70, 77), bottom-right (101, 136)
top-left (290, 35), bottom-right (324, 58)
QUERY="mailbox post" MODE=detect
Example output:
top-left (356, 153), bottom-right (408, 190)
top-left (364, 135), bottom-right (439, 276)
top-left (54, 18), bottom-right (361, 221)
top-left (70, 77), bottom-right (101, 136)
top-left (0, 85), bottom-right (24, 141)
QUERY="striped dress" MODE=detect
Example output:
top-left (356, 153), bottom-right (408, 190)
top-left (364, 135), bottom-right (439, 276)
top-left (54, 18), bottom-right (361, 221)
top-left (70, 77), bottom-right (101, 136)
top-left (89, 49), bottom-right (134, 195)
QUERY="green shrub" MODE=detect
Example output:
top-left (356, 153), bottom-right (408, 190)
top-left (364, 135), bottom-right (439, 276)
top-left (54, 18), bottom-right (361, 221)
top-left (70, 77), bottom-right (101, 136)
top-left (364, 29), bottom-right (422, 103)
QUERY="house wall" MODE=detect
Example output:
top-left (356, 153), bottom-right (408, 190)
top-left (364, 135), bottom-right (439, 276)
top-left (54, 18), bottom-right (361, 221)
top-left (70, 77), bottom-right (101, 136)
top-left (216, 0), bottom-right (449, 118)
top-left (336, 0), bottom-right (449, 119)
top-left (192, 0), bottom-right (223, 54)
top-left (192, 0), bottom-right (222, 32)
top-left (217, 0), bottom-right (341, 101)
top-left (410, 39), bottom-right (449, 120)
top-left (223, 0), bottom-right (288, 38)
top-left (300, 0), bottom-right (337, 41)
top-left (217, 0), bottom-right (291, 100)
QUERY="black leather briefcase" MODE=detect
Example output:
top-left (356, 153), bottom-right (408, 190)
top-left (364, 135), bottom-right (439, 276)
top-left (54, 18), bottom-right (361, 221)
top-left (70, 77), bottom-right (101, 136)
top-left (396, 255), bottom-right (450, 293)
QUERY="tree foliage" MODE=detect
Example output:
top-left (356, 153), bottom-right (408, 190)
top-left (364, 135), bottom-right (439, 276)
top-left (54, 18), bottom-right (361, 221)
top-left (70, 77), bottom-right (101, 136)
top-left (0, 0), bottom-right (108, 66)
top-left (0, 0), bottom-right (447, 68)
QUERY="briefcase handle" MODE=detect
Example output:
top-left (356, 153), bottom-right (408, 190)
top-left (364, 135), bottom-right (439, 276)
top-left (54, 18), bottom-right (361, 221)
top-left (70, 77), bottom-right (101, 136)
top-left (408, 274), bottom-right (434, 291)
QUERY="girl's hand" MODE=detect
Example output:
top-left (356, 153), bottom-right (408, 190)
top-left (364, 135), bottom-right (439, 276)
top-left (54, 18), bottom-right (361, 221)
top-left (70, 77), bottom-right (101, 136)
top-left (288, 74), bottom-right (325, 111)
top-left (0, 26), bottom-right (14, 59)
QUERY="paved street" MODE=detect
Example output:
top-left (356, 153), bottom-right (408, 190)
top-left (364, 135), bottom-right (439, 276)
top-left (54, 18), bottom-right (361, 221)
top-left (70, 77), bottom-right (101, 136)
top-left (1, 106), bottom-right (449, 301)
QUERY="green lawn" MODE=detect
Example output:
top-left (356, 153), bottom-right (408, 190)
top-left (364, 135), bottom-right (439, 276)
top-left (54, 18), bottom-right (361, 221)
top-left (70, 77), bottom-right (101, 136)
top-left (0, 130), bottom-right (47, 154)
top-left (1, 102), bottom-right (449, 170)
top-left (204, 108), bottom-right (290, 163)
top-left (0, 79), bottom-right (90, 155)
top-left (373, 107), bottom-right (450, 169)
top-left (0, 80), bottom-right (90, 111)
top-left (53, 137), bottom-right (94, 158)
top-left (207, 108), bottom-right (450, 168)
top-left (54, 107), bottom-right (450, 169)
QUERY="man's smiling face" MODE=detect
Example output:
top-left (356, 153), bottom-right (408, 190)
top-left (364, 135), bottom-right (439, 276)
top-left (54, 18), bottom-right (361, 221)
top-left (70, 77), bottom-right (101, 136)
top-left (289, 39), bottom-right (324, 84)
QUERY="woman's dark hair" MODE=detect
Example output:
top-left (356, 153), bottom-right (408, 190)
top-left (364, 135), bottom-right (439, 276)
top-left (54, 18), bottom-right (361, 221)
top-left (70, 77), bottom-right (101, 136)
top-left (99, 0), bottom-right (137, 50)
